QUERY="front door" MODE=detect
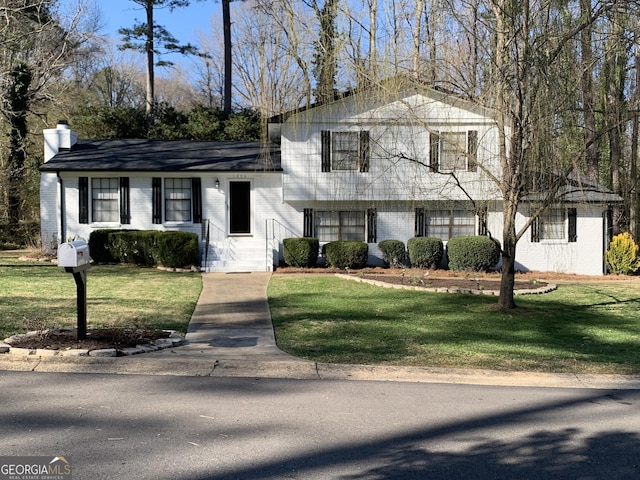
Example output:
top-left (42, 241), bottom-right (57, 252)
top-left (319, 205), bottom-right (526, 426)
top-left (229, 181), bottom-right (251, 234)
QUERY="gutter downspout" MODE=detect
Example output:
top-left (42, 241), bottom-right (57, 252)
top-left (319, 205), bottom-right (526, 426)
top-left (58, 172), bottom-right (66, 244)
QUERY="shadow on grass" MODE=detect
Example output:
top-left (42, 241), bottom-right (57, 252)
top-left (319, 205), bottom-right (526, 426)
top-left (269, 277), bottom-right (640, 372)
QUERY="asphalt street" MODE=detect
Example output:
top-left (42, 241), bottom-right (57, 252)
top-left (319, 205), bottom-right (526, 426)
top-left (1, 371), bottom-right (639, 479)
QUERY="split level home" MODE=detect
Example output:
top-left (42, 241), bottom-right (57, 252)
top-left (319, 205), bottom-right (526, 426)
top-left (39, 84), bottom-right (621, 275)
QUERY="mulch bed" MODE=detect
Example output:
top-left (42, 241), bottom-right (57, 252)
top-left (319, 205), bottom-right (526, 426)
top-left (352, 274), bottom-right (544, 291)
top-left (7, 328), bottom-right (171, 352)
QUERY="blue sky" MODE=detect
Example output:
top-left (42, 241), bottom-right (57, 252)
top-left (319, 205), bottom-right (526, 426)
top-left (92, 0), bottom-right (216, 45)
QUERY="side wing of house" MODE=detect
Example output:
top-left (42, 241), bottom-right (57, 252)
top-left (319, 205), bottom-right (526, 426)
top-left (39, 132), bottom-right (298, 272)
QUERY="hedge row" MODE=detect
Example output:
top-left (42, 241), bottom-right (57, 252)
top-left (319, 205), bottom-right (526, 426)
top-left (88, 229), bottom-right (199, 268)
top-left (281, 235), bottom-right (501, 272)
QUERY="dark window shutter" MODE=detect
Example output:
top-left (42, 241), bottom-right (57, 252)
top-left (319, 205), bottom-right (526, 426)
top-left (321, 130), bottom-right (331, 172)
top-left (367, 208), bottom-right (377, 243)
top-left (568, 208), bottom-right (577, 242)
top-left (120, 177), bottom-right (130, 224)
top-left (303, 208), bottom-right (314, 237)
top-left (429, 132), bottom-right (440, 172)
top-left (192, 177), bottom-right (202, 224)
top-left (531, 216), bottom-right (540, 242)
top-left (359, 131), bottom-right (370, 172)
top-left (477, 205), bottom-right (487, 235)
top-left (79, 177), bottom-right (89, 224)
top-left (415, 208), bottom-right (425, 237)
top-left (152, 177), bottom-right (162, 224)
top-left (467, 130), bottom-right (478, 172)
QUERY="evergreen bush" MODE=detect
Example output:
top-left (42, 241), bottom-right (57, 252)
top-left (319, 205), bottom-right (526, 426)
top-left (283, 237), bottom-right (319, 267)
top-left (109, 231), bottom-right (157, 266)
top-left (407, 237), bottom-right (444, 268)
top-left (155, 231), bottom-right (199, 268)
top-left (447, 235), bottom-right (501, 271)
top-left (324, 241), bottom-right (368, 269)
top-left (378, 239), bottom-right (406, 266)
top-left (88, 229), bottom-right (117, 263)
top-left (606, 232), bottom-right (640, 275)
top-left (88, 229), bottom-right (199, 268)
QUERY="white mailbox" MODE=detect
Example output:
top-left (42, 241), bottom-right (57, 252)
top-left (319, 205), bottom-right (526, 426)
top-left (58, 240), bottom-right (90, 268)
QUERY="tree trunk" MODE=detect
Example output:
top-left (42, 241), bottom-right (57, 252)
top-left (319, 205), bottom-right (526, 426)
top-left (499, 200), bottom-right (517, 309)
top-left (6, 63), bottom-right (31, 229)
top-left (145, 1), bottom-right (155, 128)
top-left (580, 0), bottom-right (599, 182)
top-left (223, 0), bottom-right (232, 114)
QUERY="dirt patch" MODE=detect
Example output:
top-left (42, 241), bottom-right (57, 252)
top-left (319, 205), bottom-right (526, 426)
top-left (6, 328), bottom-right (172, 353)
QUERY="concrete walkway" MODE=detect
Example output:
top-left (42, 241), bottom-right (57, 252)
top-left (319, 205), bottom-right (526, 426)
top-left (178, 272), bottom-right (294, 359)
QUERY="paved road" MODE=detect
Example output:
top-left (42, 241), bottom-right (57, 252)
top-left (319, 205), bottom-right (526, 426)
top-left (1, 371), bottom-right (638, 479)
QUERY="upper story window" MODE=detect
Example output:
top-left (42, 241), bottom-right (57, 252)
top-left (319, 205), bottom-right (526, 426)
top-left (430, 130), bottom-right (478, 172)
top-left (321, 130), bottom-right (370, 172)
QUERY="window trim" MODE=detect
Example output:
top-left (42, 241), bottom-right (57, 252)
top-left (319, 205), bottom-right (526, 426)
top-left (430, 130), bottom-right (478, 172)
top-left (321, 130), bottom-right (370, 173)
top-left (151, 177), bottom-right (203, 225)
top-left (164, 178), bottom-right (193, 223)
top-left (415, 208), bottom-right (476, 240)
top-left (532, 207), bottom-right (573, 242)
top-left (309, 209), bottom-right (376, 243)
top-left (79, 176), bottom-right (130, 225)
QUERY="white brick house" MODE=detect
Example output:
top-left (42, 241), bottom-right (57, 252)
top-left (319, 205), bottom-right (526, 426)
top-left (40, 85), bottom-right (621, 275)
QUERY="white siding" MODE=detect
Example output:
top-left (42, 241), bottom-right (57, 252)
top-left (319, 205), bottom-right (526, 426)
top-left (53, 172), bottom-right (297, 272)
top-left (513, 205), bottom-right (606, 275)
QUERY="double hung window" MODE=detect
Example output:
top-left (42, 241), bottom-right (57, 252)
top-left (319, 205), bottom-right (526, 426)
top-left (415, 208), bottom-right (476, 240)
top-left (430, 130), bottom-right (478, 172)
top-left (321, 130), bottom-right (370, 172)
top-left (91, 178), bottom-right (119, 222)
top-left (531, 207), bottom-right (577, 242)
top-left (79, 177), bottom-right (130, 224)
top-left (303, 208), bottom-right (377, 243)
top-left (164, 178), bottom-right (192, 222)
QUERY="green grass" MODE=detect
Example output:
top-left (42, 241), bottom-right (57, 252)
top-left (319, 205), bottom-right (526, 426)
top-left (268, 276), bottom-right (640, 374)
top-left (0, 255), bottom-right (202, 338)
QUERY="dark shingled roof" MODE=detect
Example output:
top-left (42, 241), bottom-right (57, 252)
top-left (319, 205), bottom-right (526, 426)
top-left (39, 139), bottom-right (281, 172)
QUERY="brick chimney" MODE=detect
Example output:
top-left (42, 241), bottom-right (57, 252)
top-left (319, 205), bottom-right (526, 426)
top-left (43, 120), bottom-right (77, 162)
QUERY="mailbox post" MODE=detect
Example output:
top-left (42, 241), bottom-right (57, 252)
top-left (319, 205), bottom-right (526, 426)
top-left (58, 240), bottom-right (91, 340)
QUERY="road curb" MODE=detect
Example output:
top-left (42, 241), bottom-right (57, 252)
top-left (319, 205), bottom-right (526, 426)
top-left (1, 354), bottom-right (639, 389)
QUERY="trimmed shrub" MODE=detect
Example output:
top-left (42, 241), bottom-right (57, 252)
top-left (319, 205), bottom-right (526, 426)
top-left (447, 235), bottom-right (501, 272)
top-left (155, 231), bottom-right (199, 268)
top-left (283, 237), bottom-right (319, 267)
top-left (109, 231), bottom-right (157, 266)
top-left (606, 232), bottom-right (640, 275)
top-left (88, 229), bottom-right (199, 268)
top-left (378, 239), bottom-right (406, 266)
top-left (324, 241), bottom-right (368, 269)
top-left (407, 237), bottom-right (444, 268)
top-left (88, 229), bottom-right (117, 263)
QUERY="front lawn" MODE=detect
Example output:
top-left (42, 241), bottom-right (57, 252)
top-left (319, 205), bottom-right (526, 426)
top-left (268, 275), bottom-right (640, 374)
top-left (0, 257), bottom-right (201, 338)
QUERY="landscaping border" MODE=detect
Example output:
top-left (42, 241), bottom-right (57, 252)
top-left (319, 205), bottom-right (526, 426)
top-left (335, 273), bottom-right (557, 295)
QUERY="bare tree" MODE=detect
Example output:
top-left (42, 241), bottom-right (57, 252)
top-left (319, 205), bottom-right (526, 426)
top-left (0, 0), bottom-right (96, 228)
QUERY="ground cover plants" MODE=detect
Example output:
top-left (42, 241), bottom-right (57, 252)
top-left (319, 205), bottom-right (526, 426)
top-left (268, 275), bottom-right (640, 374)
top-left (0, 251), bottom-right (201, 341)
